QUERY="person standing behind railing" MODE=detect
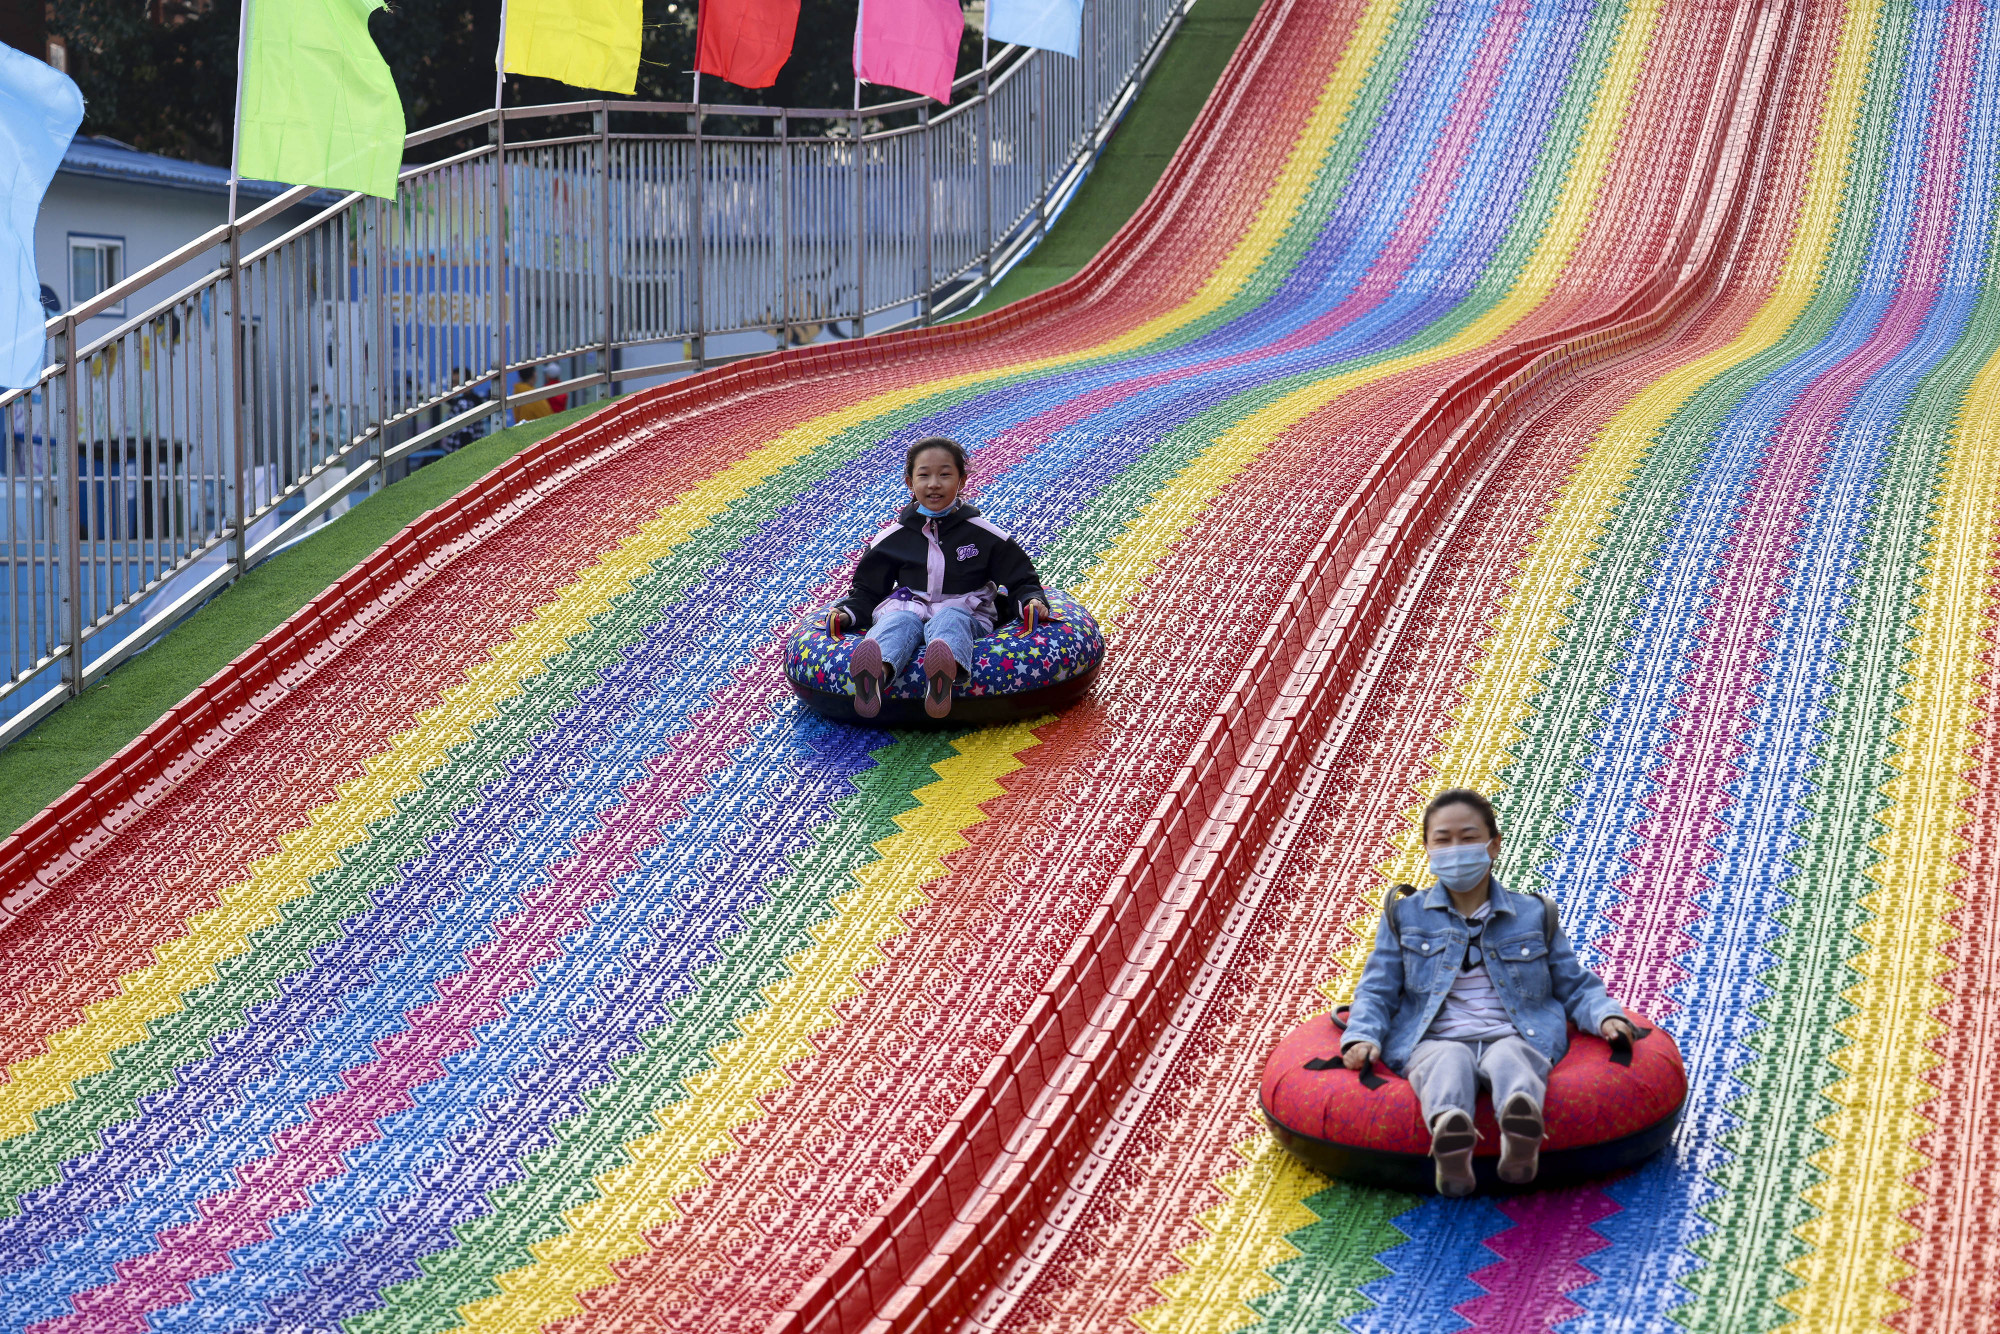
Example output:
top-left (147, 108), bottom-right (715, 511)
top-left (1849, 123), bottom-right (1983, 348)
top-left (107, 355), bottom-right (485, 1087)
top-left (510, 368), bottom-right (553, 424)
top-left (440, 370), bottom-right (489, 453)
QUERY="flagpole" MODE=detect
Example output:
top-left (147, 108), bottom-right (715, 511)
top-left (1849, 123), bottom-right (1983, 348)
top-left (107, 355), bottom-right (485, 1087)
top-left (691, 59), bottom-right (705, 366)
top-left (226, 0), bottom-right (252, 577)
top-left (494, 0), bottom-right (510, 426)
top-left (852, 46), bottom-right (863, 340)
top-left (979, 29), bottom-right (991, 302)
top-left (228, 0), bottom-right (249, 205)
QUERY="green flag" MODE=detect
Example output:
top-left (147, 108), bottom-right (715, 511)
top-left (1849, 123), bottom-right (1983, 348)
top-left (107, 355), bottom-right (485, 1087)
top-left (237, 0), bottom-right (406, 199)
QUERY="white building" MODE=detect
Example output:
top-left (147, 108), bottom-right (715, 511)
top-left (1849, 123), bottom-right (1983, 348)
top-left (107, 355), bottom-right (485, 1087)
top-left (36, 134), bottom-right (330, 339)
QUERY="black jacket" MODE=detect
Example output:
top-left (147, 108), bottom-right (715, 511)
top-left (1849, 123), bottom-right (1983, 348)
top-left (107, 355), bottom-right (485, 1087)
top-left (835, 502), bottom-right (1047, 630)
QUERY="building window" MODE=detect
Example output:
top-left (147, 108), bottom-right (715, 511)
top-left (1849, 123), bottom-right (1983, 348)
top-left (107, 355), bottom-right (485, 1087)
top-left (69, 236), bottom-right (125, 315)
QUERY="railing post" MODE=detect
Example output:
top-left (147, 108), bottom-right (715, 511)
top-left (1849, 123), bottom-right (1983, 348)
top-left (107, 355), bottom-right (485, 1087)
top-left (371, 195), bottom-right (388, 491)
top-left (57, 315), bottom-right (81, 697)
top-left (979, 42), bottom-right (993, 302)
top-left (598, 104), bottom-right (614, 394)
top-left (692, 96), bottom-right (707, 368)
top-left (852, 103), bottom-right (866, 338)
top-left (921, 102), bottom-right (934, 325)
top-left (1088, 0), bottom-right (1104, 144)
top-left (1034, 53), bottom-right (1047, 247)
top-left (492, 107), bottom-right (510, 428)
top-left (779, 110), bottom-right (792, 350)
top-left (692, 98), bottom-right (708, 370)
top-left (227, 211), bottom-right (248, 578)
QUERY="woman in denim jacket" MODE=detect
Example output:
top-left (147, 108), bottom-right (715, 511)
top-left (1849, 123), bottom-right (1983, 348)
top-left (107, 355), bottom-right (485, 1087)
top-left (1340, 789), bottom-right (1636, 1195)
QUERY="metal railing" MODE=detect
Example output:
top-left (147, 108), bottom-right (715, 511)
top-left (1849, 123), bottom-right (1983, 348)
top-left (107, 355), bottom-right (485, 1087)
top-left (0, 0), bottom-right (1189, 743)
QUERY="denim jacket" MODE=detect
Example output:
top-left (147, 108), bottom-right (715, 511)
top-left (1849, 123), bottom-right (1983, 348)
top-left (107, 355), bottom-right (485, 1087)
top-left (1342, 879), bottom-right (1626, 1072)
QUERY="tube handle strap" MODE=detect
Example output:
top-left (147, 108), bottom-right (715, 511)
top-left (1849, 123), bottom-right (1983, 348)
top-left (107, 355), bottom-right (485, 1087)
top-left (1608, 1026), bottom-right (1655, 1067)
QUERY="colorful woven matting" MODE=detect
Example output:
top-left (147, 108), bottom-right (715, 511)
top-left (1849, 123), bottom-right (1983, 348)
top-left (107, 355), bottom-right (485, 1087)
top-left (2, 0), bottom-right (1996, 1330)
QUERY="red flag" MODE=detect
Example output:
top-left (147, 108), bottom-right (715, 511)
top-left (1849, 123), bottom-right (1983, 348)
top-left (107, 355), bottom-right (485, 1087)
top-left (696, 0), bottom-right (802, 90)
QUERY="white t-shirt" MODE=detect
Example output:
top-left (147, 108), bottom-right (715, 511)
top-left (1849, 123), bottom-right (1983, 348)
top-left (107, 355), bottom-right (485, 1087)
top-left (1425, 902), bottom-right (1519, 1042)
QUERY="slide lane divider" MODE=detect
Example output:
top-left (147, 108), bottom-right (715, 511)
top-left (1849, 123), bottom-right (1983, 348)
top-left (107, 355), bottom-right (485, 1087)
top-left (768, 6), bottom-right (1790, 1330)
top-left (989, 374), bottom-right (1549, 1334)
top-left (1318, 0), bottom-right (1865, 1321)
top-left (1225, 0), bottom-right (1860, 1322)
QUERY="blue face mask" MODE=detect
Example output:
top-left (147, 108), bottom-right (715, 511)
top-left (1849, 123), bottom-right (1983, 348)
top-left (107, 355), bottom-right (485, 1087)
top-left (1428, 842), bottom-right (1492, 892)
top-left (916, 501), bottom-right (956, 517)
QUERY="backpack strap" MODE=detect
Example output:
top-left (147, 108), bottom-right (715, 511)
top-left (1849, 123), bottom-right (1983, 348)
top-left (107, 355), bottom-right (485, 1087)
top-left (1382, 882), bottom-right (1417, 944)
top-left (1536, 892), bottom-right (1558, 944)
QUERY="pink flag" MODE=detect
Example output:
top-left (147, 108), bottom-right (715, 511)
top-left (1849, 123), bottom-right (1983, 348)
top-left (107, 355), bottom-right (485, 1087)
top-left (853, 0), bottom-right (963, 104)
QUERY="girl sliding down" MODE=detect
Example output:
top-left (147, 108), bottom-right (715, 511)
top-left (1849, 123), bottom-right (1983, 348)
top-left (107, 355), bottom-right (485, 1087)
top-left (828, 436), bottom-right (1049, 720)
top-left (1339, 789), bottom-right (1637, 1195)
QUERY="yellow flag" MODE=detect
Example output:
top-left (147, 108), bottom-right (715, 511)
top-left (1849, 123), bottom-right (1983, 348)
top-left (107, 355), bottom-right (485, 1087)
top-left (503, 0), bottom-right (642, 94)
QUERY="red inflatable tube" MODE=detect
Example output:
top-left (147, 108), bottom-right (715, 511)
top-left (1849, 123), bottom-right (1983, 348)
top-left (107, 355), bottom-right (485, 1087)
top-left (1261, 1006), bottom-right (1686, 1194)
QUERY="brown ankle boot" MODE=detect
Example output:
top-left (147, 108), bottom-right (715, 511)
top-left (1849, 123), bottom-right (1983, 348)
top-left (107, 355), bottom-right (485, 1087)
top-left (1431, 1109), bottom-right (1477, 1197)
top-left (1498, 1093), bottom-right (1544, 1185)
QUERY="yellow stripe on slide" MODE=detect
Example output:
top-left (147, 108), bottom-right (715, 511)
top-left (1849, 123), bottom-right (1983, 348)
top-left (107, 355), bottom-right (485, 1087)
top-left (1783, 326), bottom-right (2000, 1329)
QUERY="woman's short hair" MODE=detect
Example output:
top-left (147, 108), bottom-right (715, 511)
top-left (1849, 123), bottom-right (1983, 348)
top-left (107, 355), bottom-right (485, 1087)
top-left (1422, 787), bottom-right (1500, 840)
top-left (905, 435), bottom-right (968, 481)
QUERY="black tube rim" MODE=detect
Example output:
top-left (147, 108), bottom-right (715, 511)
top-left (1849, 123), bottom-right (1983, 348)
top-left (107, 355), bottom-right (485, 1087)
top-left (788, 661), bottom-right (1100, 728)
top-left (1260, 1092), bottom-right (1685, 1195)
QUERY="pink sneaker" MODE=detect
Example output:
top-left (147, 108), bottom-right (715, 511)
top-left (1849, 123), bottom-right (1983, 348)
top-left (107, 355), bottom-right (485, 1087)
top-left (922, 640), bottom-right (958, 719)
top-left (850, 638), bottom-right (885, 719)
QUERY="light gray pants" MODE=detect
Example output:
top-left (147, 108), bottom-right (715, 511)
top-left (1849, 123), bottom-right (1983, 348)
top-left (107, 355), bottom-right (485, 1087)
top-left (864, 606), bottom-right (979, 678)
top-left (1404, 1035), bottom-right (1551, 1129)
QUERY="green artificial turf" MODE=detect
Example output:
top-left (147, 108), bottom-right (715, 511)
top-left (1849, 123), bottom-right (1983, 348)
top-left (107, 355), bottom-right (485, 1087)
top-left (0, 0), bottom-right (1259, 837)
top-left (951, 0), bottom-right (1263, 318)
top-left (0, 400), bottom-right (611, 837)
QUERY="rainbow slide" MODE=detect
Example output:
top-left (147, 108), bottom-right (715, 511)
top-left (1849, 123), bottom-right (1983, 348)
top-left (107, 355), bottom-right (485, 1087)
top-left (2, 0), bottom-right (1996, 1330)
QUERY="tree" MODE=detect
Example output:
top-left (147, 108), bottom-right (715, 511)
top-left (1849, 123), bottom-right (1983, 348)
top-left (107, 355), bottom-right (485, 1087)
top-left (48, 0), bottom-right (238, 163)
